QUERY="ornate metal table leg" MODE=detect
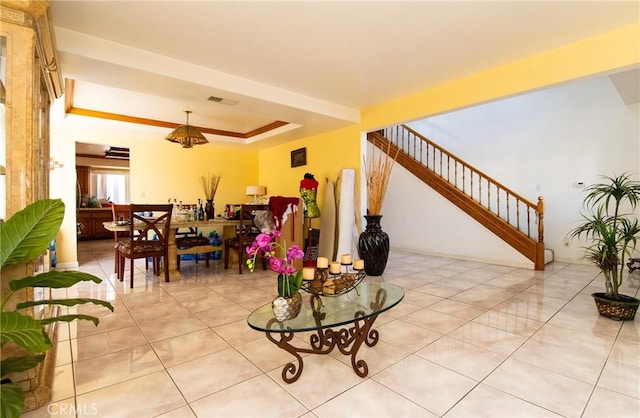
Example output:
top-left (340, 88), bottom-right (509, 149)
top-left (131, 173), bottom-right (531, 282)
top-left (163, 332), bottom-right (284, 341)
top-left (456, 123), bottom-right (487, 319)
top-left (263, 289), bottom-right (389, 382)
top-left (264, 316), bottom-right (338, 383)
top-left (365, 288), bottom-right (386, 349)
top-left (309, 294), bottom-right (329, 350)
top-left (334, 288), bottom-right (388, 377)
top-left (264, 319), bottom-right (305, 383)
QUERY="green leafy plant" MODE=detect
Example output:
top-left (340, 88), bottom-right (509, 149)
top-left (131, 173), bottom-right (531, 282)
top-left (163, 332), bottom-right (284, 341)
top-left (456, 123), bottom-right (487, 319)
top-left (567, 173), bottom-right (640, 298)
top-left (0, 199), bottom-right (114, 418)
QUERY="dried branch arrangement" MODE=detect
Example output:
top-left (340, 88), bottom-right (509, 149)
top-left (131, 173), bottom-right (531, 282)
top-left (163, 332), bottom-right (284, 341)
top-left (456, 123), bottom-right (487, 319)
top-left (200, 172), bottom-right (222, 201)
top-left (363, 142), bottom-right (398, 215)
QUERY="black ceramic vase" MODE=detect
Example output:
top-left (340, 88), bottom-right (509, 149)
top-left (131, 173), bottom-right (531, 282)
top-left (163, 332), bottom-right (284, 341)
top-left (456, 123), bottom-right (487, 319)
top-left (205, 199), bottom-right (215, 220)
top-left (358, 215), bottom-right (389, 276)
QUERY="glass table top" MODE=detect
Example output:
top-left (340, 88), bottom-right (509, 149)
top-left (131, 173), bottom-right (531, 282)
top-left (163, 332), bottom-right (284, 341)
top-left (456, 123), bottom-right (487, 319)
top-left (247, 282), bottom-right (405, 333)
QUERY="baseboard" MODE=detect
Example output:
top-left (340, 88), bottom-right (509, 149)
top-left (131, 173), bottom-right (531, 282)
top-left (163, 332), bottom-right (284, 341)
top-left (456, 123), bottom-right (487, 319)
top-left (53, 261), bottom-right (80, 269)
top-left (390, 246), bottom-right (534, 269)
top-left (544, 249), bottom-right (554, 265)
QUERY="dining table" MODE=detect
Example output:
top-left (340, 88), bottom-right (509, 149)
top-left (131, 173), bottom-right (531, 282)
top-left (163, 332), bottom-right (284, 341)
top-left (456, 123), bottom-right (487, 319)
top-left (103, 218), bottom-right (240, 279)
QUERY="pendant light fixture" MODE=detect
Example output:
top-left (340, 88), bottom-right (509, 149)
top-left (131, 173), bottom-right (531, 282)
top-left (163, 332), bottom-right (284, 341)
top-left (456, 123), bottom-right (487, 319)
top-left (165, 110), bottom-right (209, 148)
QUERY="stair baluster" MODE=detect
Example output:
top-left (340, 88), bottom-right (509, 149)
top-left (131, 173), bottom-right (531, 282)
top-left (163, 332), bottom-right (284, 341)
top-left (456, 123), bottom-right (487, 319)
top-left (367, 125), bottom-right (546, 270)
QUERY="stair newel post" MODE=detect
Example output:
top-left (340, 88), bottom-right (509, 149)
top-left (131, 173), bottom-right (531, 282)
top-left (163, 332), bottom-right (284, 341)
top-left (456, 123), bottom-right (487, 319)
top-left (535, 196), bottom-right (545, 270)
top-left (537, 196), bottom-right (545, 243)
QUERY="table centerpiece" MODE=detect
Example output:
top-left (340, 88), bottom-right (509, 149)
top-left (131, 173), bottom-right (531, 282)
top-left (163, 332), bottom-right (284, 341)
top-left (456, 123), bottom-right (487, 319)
top-left (246, 230), bottom-right (305, 321)
top-left (200, 172), bottom-right (222, 220)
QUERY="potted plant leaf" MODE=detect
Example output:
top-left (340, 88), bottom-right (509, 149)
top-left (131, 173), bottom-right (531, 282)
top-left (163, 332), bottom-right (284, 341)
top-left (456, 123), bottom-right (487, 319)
top-left (1, 199), bottom-right (114, 418)
top-left (567, 173), bottom-right (640, 320)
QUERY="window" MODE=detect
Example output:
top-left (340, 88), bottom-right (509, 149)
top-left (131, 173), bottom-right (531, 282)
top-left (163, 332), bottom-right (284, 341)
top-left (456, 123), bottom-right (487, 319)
top-left (90, 169), bottom-right (130, 203)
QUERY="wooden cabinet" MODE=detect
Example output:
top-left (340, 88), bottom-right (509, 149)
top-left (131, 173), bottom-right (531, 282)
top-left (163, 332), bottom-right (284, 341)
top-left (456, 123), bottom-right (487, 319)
top-left (78, 208), bottom-right (113, 240)
top-left (76, 166), bottom-right (89, 197)
top-left (92, 210), bottom-right (113, 239)
top-left (77, 211), bottom-right (91, 239)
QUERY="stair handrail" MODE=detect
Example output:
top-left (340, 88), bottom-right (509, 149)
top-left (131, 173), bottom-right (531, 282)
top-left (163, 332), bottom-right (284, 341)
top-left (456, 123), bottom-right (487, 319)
top-left (369, 125), bottom-right (545, 269)
top-left (400, 124), bottom-right (538, 206)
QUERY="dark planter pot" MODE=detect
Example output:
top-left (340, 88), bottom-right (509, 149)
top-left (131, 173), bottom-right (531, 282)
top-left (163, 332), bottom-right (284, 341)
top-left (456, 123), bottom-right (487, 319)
top-left (358, 215), bottom-right (389, 276)
top-left (205, 199), bottom-right (215, 220)
top-left (592, 292), bottom-right (640, 321)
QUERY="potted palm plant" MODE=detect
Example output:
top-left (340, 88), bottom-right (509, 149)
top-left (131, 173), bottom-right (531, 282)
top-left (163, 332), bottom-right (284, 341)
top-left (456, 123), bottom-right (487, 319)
top-left (1, 199), bottom-right (114, 417)
top-left (567, 173), bottom-right (640, 320)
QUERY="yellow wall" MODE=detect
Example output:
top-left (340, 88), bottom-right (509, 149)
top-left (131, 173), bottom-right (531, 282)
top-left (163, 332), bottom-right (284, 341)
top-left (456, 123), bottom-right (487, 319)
top-left (258, 23), bottom-right (640, 217)
top-left (50, 118), bottom-right (260, 265)
top-left (258, 125), bottom-right (362, 211)
top-left (128, 139), bottom-right (257, 207)
top-left (52, 23), bottom-right (639, 265)
top-left (362, 23), bottom-right (640, 128)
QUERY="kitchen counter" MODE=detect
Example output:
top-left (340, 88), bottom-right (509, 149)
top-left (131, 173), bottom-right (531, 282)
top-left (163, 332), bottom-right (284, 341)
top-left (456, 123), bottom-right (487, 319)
top-left (79, 206), bottom-right (113, 210)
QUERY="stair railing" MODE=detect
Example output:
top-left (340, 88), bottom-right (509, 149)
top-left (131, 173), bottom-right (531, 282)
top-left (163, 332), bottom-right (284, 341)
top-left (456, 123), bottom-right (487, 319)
top-left (369, 125), bottom-right (545, 269)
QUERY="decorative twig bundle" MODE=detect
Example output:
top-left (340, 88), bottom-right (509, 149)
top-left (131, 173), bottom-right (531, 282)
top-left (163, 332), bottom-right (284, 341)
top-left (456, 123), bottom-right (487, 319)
top-left (363, 141), bottom-right (398, 215)
top-left (200, 173), bottom-right (222, 200)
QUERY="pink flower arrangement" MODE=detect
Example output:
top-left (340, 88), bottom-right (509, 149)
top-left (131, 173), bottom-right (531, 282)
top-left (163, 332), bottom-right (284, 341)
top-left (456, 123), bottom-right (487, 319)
top-left (246, 230), bottom-right (305, 297)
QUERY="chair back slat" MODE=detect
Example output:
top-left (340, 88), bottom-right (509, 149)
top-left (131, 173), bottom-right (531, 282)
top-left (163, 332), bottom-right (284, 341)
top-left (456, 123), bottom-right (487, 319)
top-left (116, 203), bottom-right (173, 287)
top-left (224, 204), bottom-right (270, 274)
top-left (112, 204), bottom-right (131, 223)
top-left (111, 204), bottom-right (131, 240)
top-left (238, 204), bottom-right (270, 240)
top-left (129, 204), bottom-right (173, 247)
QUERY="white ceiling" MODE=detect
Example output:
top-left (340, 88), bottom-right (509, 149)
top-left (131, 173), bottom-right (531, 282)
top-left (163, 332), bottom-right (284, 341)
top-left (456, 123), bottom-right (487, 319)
top-left (50, 1), bottom-right (639, 147)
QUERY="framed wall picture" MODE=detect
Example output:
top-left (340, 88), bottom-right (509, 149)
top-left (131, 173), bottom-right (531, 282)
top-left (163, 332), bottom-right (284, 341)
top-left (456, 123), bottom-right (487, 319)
top-left (291, 147), bottom-right (307, 167)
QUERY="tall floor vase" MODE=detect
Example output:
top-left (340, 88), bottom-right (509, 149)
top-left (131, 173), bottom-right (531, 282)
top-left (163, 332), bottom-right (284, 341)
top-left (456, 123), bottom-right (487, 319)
top-left (358, 215), bottom-right (389, 276)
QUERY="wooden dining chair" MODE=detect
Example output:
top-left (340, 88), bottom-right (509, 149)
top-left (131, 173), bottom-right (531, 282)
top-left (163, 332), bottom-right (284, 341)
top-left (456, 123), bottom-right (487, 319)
top-left (112, 204), bottom-right (153, 274)
top-left (111, 204), bottom-right (131, 274)
top-left (116, 204), bottom-right (173, 287)
top-left (176, 233), bottom-right (211, 270)
top-left (224, 204), bottom-right (269, 274)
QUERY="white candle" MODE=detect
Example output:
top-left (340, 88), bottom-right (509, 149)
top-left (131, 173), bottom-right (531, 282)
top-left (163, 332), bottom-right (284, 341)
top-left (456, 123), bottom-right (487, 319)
top-left (353, 259), bottom-right (364, 270)
top-left (341, 254), bottom-right (352, 264)
top-left (329, 261), bottom-right (341, 274)
top-left (316, 257), bottom-right (329, 269)
top-left (302, 267), bottom-right (315, 280)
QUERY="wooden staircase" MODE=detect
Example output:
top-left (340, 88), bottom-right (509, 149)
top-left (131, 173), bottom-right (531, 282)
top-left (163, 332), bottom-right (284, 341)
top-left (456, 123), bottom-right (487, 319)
top-left (367, 125), bottom-right (546, 270)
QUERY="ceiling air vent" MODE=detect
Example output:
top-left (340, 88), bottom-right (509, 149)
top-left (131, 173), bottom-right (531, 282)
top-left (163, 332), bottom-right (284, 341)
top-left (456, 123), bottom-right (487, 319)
top-left (105, 146), bottom-right (130, 160)
top-left (207, 95), bottom-right (238, 106)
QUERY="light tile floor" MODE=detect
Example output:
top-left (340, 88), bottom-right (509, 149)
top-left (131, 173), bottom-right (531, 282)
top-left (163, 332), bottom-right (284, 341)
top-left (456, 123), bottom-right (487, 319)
top-left (24, 240), bottom-right (640, 418)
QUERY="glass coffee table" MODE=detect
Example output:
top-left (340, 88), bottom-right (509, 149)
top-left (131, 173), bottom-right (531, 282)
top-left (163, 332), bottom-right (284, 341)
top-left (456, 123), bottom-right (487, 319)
top-left (247, 282), bottom-right (404, 383)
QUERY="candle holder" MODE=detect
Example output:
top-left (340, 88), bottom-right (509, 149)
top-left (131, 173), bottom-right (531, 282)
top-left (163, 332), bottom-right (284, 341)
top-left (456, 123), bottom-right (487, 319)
top-left (314, 267), bottom-right (329, 281)
top-left (328, 261), bottom-right (342, 276)
top-left (302, 265), bottom-right (366, 297)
